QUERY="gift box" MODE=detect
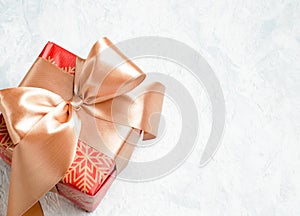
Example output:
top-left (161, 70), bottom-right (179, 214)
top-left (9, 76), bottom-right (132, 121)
top-left (0, 39), bottom-right (165, 215)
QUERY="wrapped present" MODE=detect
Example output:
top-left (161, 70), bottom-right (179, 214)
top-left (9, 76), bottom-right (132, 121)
top-left (0, 38), bottom-right (165, 215)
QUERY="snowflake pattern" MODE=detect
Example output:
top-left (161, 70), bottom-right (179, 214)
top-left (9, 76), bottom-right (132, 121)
top-left (62, 140), bottom-right (115, 195)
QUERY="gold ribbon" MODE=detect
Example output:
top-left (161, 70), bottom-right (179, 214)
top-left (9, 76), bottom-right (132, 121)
top-left (0, 38), bottom-right (165, 216)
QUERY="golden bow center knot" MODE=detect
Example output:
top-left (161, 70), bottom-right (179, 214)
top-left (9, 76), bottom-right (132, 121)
top-left (70, 95), bottom-right (84, 111)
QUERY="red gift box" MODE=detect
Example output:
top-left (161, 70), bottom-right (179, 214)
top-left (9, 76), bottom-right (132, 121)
top-left (0, 42), bottom-right (116, 211)
top-left (0, 39), bottom-right (165, 215)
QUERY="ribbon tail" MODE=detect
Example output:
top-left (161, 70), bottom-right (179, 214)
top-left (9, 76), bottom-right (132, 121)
top-left (6, 103), bottom-right (80, 216)
top-left (22, 202), bottom-right (43, 216)
top-left (131, 82), bottom-right (166, 140)
top-left (89, 82), bottom-right (165, 140)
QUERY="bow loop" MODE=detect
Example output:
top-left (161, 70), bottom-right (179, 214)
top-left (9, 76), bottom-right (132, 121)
top-left (0, 87), bottom-right (80, 216)
top-left (74, 38), bottom-right (146, 104)
top-left (0, 87), bottom-right (65, 145)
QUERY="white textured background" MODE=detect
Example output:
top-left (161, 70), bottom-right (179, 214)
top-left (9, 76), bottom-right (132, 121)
top-left (0, 0), bottom-right (300, 215)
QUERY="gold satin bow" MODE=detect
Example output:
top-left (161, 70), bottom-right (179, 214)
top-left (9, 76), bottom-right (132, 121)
top-left (0, 38), bottom-right (165, 216)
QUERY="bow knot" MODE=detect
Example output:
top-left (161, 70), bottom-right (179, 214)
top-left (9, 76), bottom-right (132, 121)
top-left (71, 95), bottom-right (84, 111)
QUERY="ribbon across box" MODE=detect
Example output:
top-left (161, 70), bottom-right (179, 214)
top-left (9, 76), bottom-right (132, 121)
top-left (0, 38), bottom-right (165, 215)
